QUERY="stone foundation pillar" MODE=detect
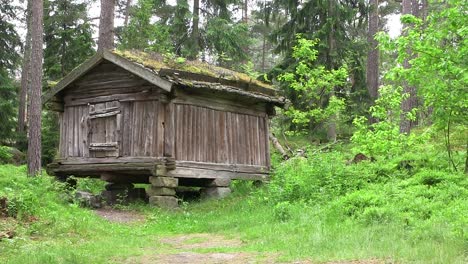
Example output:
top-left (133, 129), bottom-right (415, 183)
top-left (201, 178), bottom-right (232, 199)
top-left (147, 176), bottom-right (179, 208)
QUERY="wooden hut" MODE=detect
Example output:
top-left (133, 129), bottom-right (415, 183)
top-left (44, 50), bottom-right (285, 207)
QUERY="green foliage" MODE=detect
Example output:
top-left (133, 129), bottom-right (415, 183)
top-left (376, 0), bottom-right (467, 169)
top-left (205, 18), bottom-right (252, 67)
top-left (41, 111), bottom-right (59, 165)
top-left (0, 1), bottom-right (21, 73)
top-left (273, 201), bottom-right (292, 222)
top-left (119, 0), bottom-right (174, 53)
top-left (44, 0), bottom-right (94, 80)
top-left (263, 141), bottom-right (467, 243)
top-left (75, 177), bottom-right (106, 195)
top-left (0, 160), bottom-right (466, 263)
top-left (0, 2), bottom-right (21, 145)
top-left (278, 36), bottom-right (348, 133)
top-left (0, 146), bottom-right (13, 164)
top-left (0, 73), bottom-right (18, 145)
top-left (351, 85), bottom-right (429, 157)
top-left (0, 166), bottom-right (67, 220)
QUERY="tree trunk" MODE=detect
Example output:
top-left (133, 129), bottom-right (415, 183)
top-left (269, 132), bottom-right (289, 160)
top-left (261, 34), bottom-right (266, 72)
top-left (97, 0), bottom-right (115, 52)
top-left (123, 0), bottom-right (132, 26)
top-left (326, 0), bottom-right (337, 142)
top-left (399, 0), bottom-right (417, 134)
top-left (421, 0), bottom-right (428, 20)
top-left (366, 0), bottom-right (379, 100)
top-left (28, 0), bottom-right (44, 176)
top-left (190, 0), bottom-right (200, 59)
top-left (411, 0), bottom-right (419, 17)
top-left (18, 0), bottom-right (33, 137)
top-left (242, 0), bottom-right (248, 23)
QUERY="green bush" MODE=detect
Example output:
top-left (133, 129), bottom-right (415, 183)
top-left (0, 146), bottom-right (13, 164)
top-left (273, 201), bottom-right (293, 222)
top-left (264, 151), bottom-right (374, 204)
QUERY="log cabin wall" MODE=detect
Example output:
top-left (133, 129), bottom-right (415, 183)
top-left (56, 60), bottom-right (271, 169)
top-left (58, 62), bottom-right (166, 159)
top-left (173, 104), bottom-right (269, 167)
top-left (171, 88), bottom-right (270, 167)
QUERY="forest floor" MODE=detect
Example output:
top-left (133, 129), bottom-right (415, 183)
top-left (1, 137), bottom-right (466, 264)
top-left (97, 208), bottom-right (386, 264)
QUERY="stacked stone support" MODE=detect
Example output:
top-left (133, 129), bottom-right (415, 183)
top-left (201, 178), bottom-right (231, 199)
top-left (147, 162), bottom-right (179, 208)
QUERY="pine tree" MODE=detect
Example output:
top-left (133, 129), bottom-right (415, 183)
top-left (98, 0), bottom-right (115, 51)
top-left (18, 0), bottom-right (32, 137)
top-left (44, 0), bottom-right (95, 80)
top-left (271, 0), bottom-right (368, 139)
top-left (1, 1), bottom-right (22, 144)
top-left (399, 0), bottom-right (416, 134)
top-left (28, 0), bottom-right (44, 176)
top-left (366, 0), bottom-right (379, 100)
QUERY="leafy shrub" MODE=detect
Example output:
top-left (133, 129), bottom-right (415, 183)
top-left (264, 151), bottom-right (375, 204)
top-left (273, 201), bottom-right (293, 222)
top-left (337, 190), bottom-right (385, 218)
top-left (0, 146), bottom-right (13, 164)
top-left (0, 165), bottom-right (67, 220)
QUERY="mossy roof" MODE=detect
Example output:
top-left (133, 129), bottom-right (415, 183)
top-left (113, 50), bottom-right (274, 90)
top-left (43, 50), bottom-right (283, 105)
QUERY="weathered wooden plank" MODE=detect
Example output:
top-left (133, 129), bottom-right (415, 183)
top-left (201, 108), bottom-right (207, 163)
top-left (42, 54), bottom-right (103, 103)
top-left (163, 102), bottom-right (175, 157)
top-left (89, 110), bottom-right (120, 119)
top-left (145, 101), bottom-right (154, 156)
top-left (160, 167), bottom-right (269, 181)
top-left (174, 104), bottom-right (181, 159)
top-left (226, 111), bottom-right (233, 164)
top-left (102, 50), bottom-right (173, 92)
top-left (46, 101), bottom-right (64, 112)
top-left (82, 106), bottom-right (89, 158)
top-left (264, 116), bottom-right (271, 169)
top-left (77, 106), bottom-right (82, 156)
top-left (172, 96), bottom-right (266, 118)
top-left (175, 161), bottom-right (269, 174)
top-left (258, 115), bottom-right (266, 166)
top-left (90, 142), bottom-right (118, 147)
top-left (245, 114), bottom-right (251, 164)
top-left (57, 157), bottom-right (164, 164)
top-left (67, 107), bottom-right (73, 157)
top-left (89, 106), bottom-right (119, 115)
top-left (64, 91), bottom-right (166, 107)
top-left (253, 115), bottom-right (260, 165)
top-left (59, 113), bottom-right (64, 157)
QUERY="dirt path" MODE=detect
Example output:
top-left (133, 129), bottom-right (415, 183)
top-left (122, 233), bottom-right (270, 264)
top-left (95, 208), bottom-right (145, 223)
top-left (95, 209), bottom-right (387, 264)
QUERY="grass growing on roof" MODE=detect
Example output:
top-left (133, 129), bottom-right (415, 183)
top-left (113, 50), bottom-right (274, 90)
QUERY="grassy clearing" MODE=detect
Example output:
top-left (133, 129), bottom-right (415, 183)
top-left (0, 141), bottom-right (467, 264)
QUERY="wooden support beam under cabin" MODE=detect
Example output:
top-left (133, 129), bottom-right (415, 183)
top-left (158, 167), bottom-right (269, 181)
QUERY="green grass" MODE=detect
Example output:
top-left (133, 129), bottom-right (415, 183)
top-left (0, 146), bottom-right (467, 264)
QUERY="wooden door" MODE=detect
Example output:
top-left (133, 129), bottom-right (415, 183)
top-left (88, 101), bottom-right (121, 157)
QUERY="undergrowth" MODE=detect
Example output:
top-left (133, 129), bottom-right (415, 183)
top-left (0, 137), bottom-right (466, 263)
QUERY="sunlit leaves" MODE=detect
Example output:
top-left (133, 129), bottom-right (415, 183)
top-left (278, 36), bottom-right (348, 132)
